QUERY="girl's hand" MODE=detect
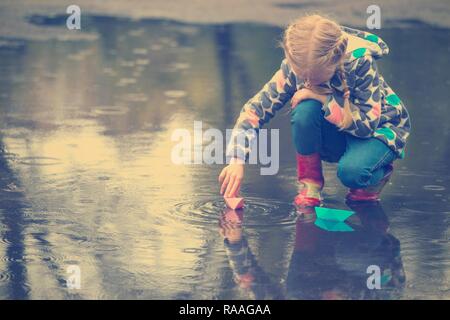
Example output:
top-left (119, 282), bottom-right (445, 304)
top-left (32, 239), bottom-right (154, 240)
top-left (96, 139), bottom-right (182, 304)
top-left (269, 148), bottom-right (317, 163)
top-left (291, 88), bottom-right (328, 108)
top-left (219, 158), bottom-right (244, 198)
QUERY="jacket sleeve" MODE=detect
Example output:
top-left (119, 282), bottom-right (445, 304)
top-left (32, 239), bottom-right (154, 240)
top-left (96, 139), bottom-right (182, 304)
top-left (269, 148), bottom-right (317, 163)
top-left (322, 55), bottom-right (382, 138)
top-left (226, 59), bottom-right (297, 162)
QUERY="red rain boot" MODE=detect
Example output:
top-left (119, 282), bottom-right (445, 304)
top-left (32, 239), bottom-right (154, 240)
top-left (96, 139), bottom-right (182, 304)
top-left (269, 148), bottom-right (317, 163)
top-left (294, 153), bottom-right (324, 207)
top-left (346, 164), bottom-right (394, 202)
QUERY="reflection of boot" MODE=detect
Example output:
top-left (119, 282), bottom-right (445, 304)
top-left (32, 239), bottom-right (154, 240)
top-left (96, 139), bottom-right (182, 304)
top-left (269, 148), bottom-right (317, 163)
top-left (346, 164), bottom-right (393, 202)
top-left (295, 205), bottom-right (316, 218)
top-left (345, 200), bottom-right (389, 233)
top-left (294, 153), bottom-right (324, 207)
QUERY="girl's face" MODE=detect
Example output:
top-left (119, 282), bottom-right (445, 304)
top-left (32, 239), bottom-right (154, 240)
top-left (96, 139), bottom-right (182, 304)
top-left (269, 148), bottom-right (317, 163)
top-left (286, 54), bottom-right (338, 87)
top-left (300, 68), bottom-right (337, 90)
top-left (307, 67), bottom-right (337, 86)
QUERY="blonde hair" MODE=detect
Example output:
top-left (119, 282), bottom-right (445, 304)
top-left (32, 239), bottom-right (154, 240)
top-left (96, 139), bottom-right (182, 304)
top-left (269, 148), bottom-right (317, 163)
top-left (282, 14), bottom-right (353, 129)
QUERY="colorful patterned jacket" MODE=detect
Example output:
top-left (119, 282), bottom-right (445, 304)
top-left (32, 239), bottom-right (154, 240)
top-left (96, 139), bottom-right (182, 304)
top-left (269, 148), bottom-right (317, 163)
top-left (226, 26), bottom-right (411, 161)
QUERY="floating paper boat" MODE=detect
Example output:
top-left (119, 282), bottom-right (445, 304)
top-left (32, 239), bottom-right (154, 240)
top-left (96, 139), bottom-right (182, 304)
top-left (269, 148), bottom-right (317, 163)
top-left (224, 197), bottom-right (244, 210)
top-left (315, 206), bottom-right (354, 222)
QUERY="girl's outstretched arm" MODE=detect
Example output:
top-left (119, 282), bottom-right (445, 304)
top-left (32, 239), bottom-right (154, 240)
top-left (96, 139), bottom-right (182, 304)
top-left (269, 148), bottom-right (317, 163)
top-left (219, 59), bottom-right (297, 197)
top-left (226, 59), bottom-right (297, 162)
top-left (323, 55), bottom-right (382, 137)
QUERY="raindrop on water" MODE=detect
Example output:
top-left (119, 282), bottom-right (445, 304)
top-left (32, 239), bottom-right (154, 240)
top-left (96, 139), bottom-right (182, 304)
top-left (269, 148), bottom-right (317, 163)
top-left (423, 185), bottom-right (445, 191)
top-left (136, 59), bottom-right (150, 66)
top-left (164, 90), bottom-right (187, 99)
top-left (92, 105), bottom-right (129, 116)
top-left (116, 78), bottom-right (137, 87)
top-left (133, 48), bottom-right (148, 55)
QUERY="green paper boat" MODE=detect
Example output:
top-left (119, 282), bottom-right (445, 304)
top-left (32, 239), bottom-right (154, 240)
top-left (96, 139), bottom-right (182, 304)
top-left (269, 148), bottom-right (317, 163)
top-left (315, 206), bottom-right (354, 222)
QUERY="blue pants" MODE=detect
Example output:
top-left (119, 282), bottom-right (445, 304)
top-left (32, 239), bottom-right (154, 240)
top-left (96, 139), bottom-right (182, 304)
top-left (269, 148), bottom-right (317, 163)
top-left (290, 99), bottom-right (397, 189)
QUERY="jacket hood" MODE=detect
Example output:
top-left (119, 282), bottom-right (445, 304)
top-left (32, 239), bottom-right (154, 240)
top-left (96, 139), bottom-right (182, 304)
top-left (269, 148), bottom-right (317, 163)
top-left (341, 26), bottom-right (389, 61)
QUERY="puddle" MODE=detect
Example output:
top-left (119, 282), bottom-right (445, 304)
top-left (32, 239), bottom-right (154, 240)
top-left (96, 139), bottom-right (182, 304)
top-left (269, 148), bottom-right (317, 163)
top-left (0, 16), bottom-right (448, 299)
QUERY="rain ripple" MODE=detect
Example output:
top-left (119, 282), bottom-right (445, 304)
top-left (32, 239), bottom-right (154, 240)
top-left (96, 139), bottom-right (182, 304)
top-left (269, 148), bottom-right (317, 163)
top-left (169, 196), bottom-right (297, 228)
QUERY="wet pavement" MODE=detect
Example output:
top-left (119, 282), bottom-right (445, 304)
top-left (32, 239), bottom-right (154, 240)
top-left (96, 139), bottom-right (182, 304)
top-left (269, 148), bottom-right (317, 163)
top-left (0, 16), bottom-right (449, 299)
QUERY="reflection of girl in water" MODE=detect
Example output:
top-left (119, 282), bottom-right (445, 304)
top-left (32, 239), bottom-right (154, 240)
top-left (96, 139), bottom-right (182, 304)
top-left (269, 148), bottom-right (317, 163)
top-left (219, 209), bottom-right (284, 299)
top-left (286, 202), bottom-right (405, 299)
top-left (220, 202), bottom-right (405, 300)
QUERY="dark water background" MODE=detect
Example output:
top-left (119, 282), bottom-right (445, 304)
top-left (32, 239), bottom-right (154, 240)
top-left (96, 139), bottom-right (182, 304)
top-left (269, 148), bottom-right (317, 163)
top-left (0, 16), bottom-right (449, 299)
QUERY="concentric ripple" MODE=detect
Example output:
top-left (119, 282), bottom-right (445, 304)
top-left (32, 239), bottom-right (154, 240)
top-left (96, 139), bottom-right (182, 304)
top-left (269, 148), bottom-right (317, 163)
top-left (0, 235), bottom-right (12, 245)
top-left (17, 156), bottom-right (62, 166)
top-left (423, 185), bottom-right (446, 191)
top-left (92, 105), bottom-right (129, 116)
top-left (0, 271), bottom-right (13, 282)
top-left (169, 196), bottom-right (297, 228)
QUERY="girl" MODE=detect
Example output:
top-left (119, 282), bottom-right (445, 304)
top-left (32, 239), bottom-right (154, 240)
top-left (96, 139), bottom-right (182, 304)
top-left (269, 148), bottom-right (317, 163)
top-left (219, 14), bottom-right (411, 206)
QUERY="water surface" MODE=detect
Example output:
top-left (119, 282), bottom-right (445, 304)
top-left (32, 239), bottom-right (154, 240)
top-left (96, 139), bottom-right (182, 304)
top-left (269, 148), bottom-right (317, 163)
top-left (0, 17), bottom-right (449, 299)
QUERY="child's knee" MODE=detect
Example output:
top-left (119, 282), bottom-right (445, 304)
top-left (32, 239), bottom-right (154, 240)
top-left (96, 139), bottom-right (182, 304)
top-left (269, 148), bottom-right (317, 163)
top-left (290, 99), bottom-right (323, 131)
top-left (337, 161), bottom-right (370, 189)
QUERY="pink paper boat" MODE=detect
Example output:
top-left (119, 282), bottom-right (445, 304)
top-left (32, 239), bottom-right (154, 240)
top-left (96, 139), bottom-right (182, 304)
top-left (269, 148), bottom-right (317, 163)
top-left (224, 197), bottom-right (244, 210)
